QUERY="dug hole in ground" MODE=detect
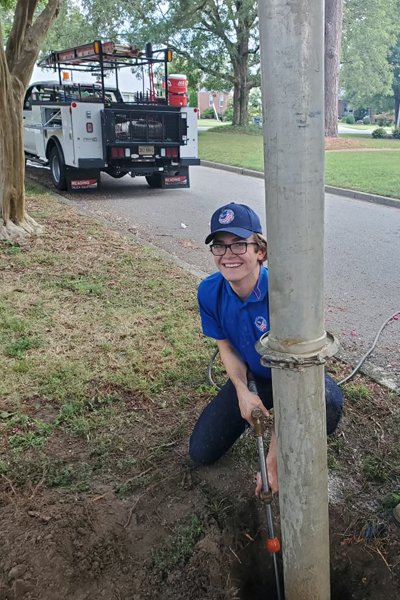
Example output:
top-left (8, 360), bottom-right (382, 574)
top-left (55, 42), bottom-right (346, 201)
top-left (0, 185), bottom-right (399, 600)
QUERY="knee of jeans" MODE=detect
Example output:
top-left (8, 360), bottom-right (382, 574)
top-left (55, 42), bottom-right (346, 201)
top-left (325, 377), bottom-right (343, 435)
top-left (326, 405), bottom-right (342, 435)
top-left (189, 437), bottom-right (215, 466)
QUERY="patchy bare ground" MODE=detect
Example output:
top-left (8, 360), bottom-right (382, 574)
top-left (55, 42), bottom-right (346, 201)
top-left (325, 137), bottom-right (400, 151)
top-left (325, 137), bottom-right (370, 151)
top-left (0, 188), bottom-right (399, 599)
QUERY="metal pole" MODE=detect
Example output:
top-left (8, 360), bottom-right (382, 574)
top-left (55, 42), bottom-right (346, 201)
top-left (97, 40), bottom-right (105, 103)
top-left (257, 0), bottom-right (330, 599)
top-left (115, 61), bottom-right (119, 94)
top-left (164, 50), bottom-right (169, 104)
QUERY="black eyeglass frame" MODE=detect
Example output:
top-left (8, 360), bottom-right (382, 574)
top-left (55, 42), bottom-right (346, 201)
top-left (209, 241), bottom-right (259, 256)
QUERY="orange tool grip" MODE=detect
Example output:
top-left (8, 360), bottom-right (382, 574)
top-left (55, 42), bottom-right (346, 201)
top-left (267, 537), bottom-right (280, 553)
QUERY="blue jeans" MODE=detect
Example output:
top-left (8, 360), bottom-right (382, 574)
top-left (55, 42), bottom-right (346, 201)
top-left (189, 373), bottom-right (343, 465)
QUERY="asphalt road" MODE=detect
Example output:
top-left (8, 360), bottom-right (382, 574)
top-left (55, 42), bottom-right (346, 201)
top-left (26, 164), bottom-right (400, 385)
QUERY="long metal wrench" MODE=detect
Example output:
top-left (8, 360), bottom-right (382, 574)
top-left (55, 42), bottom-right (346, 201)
top-left (249, 377), bottom-right (283, 600)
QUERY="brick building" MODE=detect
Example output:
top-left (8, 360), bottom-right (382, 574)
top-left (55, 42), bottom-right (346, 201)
top-left (197, 89), bottom-right (230, 117)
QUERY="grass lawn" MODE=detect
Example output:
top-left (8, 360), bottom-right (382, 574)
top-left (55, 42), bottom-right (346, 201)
top-left (0, 183), bottom-right (399, 597)
top-left (199, 131), bottom-right (264, 171)
top-left (199, 130), bottom-right (400, 197)
top-left (197, 118), bottom-right (228, 127)
top-left (325, 151), bottom-right (400, 197)
top-left (0, 184), bottom-right (218, 496)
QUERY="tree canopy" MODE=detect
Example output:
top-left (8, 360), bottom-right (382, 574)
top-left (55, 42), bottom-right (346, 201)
top-left (164, 1), bottom-right (259, 123)
top-left (341, 0), bottom-right (400, 108)
top-left (39, 0), bottom-right (259, 124)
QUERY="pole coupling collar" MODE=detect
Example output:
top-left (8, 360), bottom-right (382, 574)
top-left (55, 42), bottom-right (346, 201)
top-left (255, 331), bottom-right (339, 372)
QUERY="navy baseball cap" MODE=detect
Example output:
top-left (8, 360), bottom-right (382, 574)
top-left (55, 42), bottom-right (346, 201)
top-left (205, 203), bottom-right (263, 244)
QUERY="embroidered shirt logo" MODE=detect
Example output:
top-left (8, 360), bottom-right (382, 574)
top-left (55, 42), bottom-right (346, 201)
top-left (219, 209), bottom-right (235, 224)
top-left (255, 316), bottom-right (267, 332)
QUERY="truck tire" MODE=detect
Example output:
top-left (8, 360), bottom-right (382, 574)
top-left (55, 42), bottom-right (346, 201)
top-left (50, 147), bottom-right (67, 191)
top-left (145, 173), bottom-right (162, 189)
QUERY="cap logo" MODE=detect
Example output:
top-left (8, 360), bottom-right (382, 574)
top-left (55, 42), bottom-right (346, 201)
top-left (219, 209), bottom-right (234, 224)
top-left (255, 316), bottom-right (267, 332)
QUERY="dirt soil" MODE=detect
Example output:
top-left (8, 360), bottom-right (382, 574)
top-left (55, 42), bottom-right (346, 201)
top-left (1, 404), bottom-right (400, 600)
top-left (325, 137), bottom-right (370, 151)
top-left (325, 136), bottom-right (400, 152)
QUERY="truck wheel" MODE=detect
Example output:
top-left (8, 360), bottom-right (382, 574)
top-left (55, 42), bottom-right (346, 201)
top-left (50, 147), bottom-right (67, 191)
top-left (145, 173), bottom-right (162, 189)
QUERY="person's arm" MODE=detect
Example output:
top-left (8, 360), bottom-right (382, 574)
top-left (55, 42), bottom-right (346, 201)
top-left (216, 338), bottom-right (269, 426)
top-left (216, 339), bottom-right (278, 494)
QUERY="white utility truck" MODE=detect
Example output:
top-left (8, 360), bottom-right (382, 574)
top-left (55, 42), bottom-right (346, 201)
top-left (24, 40), bottom-right (200, 191)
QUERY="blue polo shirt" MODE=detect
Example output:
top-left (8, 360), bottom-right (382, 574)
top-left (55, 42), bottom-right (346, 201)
top-left (198, 266), bottom-right (271, 379)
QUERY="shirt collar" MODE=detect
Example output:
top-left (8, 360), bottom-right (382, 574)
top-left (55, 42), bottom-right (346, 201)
top-left (224, 266), bottom-right (268, 304)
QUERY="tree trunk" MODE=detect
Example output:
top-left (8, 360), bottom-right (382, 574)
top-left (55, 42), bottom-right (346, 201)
top-left (239, 80), bottom-right (250, 126)
top-left (232, 78), bottom-right (250, 126)
top-left (233, 81), bottom-right (240, 125)
top-left (395, 88), bottom-right (400, 127)
top-left (0, 74), bottom-right (41, 239)
top-left (324, 0), bottom-right (344, 137)
top-left (232, 36), bottom-right (251, 126)
top-left (0, 0), bottom-right (61, 241)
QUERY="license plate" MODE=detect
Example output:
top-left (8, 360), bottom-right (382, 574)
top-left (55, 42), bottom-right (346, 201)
top-left (138, 145), bottom-right (154, 155)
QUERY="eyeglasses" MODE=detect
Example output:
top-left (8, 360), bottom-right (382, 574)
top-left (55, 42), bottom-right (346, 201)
top-left (209, 241), bottom-right (259, 256)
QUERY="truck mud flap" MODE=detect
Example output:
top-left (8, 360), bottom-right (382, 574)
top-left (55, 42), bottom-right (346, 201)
top-left (66, 168), bottom-right (101, 192)
top-left (161, 167), bottom-right (190, 189)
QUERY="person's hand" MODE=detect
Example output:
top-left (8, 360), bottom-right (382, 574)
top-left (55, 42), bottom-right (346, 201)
top-left (255, 456), bottom-right (278, 496)
top-left (237, 388), bottom-right (269, 426)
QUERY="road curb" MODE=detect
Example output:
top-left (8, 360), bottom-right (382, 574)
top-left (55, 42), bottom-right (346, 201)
top-left (325, 186), bottom-right (400, 209)
top-left (26, 176), bottom-right (400, 395)
top-left (336, 348), bottom-right (400, 394)
top-left (201, 160), bottom-right (264, 180)
top-left (201, 160), bottom-right (400, 209)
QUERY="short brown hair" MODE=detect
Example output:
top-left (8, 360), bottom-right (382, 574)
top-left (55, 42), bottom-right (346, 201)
top-left (252, 232), bottom-right (268, 263)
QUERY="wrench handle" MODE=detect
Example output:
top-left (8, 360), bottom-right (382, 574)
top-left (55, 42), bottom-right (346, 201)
top-left (247, 370), bottom-right (258, 396)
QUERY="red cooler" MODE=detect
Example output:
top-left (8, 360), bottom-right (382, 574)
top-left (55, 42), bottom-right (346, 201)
top-left (168, 74), bottom-right (188, 106)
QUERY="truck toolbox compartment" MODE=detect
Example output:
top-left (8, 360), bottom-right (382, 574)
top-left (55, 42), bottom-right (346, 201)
top-left (103, 105), bottom-right (186, 145)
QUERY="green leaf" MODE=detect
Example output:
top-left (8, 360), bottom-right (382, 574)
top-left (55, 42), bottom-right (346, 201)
top-left (0, 411), bottom-right (16, 419)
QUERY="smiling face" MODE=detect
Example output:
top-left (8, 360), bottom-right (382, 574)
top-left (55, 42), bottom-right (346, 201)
top-left (211, 232), bottom-right (265, 287)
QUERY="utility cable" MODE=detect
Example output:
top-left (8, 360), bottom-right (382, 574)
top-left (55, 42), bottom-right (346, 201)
top-left (337, 310), bottom-right (399, 386)
top-left (207, 347), bottom-right (220, 389)
top-left (206, 310), bottom-right (400, 389)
